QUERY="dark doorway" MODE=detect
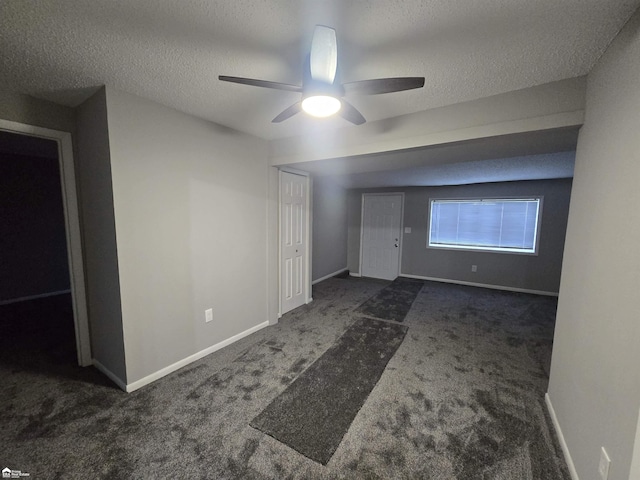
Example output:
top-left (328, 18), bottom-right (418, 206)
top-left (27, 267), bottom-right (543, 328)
top-left (0, 130), bottom-right (78, 371)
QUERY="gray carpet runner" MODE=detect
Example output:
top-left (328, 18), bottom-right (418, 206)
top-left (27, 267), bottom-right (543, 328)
top-left (250, 318), bottom-right (408, 464)
top-left (355, 277), bottom-right (423, 322)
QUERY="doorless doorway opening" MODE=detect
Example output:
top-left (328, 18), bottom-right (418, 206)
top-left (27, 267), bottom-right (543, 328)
top-left (0, 119), bottom-right (91, 366)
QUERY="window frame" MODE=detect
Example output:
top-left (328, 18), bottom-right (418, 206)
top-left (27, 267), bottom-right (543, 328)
top-left (427, 196), bottom-right (544, 255)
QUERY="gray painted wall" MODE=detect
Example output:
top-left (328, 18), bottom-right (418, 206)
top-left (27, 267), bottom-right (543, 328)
top-left (0, 90), bottom-right (76, 134)
top-left (104, 87), bottom-right (269, 384)
top-left (75, 88), bottom-right (127, 382)
top-left (312, 176), bottom-right (348, 281)
top-left (548, 9), bottom-right (640, 480)
top-left (348, 179), bottom-right (572, 293)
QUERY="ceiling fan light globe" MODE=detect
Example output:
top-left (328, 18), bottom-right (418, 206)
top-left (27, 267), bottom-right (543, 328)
top-left (301, 95), bottom-right (341, 118)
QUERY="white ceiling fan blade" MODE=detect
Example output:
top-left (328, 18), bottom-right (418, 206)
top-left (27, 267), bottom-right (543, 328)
top-left (309, 25), bottom-right (337, 84)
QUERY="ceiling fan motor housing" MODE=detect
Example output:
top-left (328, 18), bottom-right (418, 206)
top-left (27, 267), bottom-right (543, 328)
top-left (302, 54), bottom-right (344, 99)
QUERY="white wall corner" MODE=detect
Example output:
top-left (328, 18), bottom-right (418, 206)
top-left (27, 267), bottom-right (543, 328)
top-left (545, 393), bottom-right (580, 480)
top-left (92, 359), bottom-right (127, 392)
top-left (629, 407), bottom-right (640, 480)
top-left (267, 165), bottom-right (280, 327)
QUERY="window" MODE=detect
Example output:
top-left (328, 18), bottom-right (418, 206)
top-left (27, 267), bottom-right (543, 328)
top-left (428, 198), bottom-right (542, 254)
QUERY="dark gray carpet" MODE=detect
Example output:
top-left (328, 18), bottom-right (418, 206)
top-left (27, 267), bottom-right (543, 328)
top-left (355, 276), bottom-right (424, 322)
top-left (251, 318), bottom-right (407, 465)
top-left (0, 279), bottom-right (571, 479)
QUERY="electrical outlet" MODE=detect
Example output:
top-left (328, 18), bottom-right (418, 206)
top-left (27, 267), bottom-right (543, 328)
top-left (599, 447), bottom-right (611, 480)
top-left (471, 265), bottom-right (477, 272)
top-left (404, 227), bottom-right (412, 233)
top-left (205, 308), bottom-right (213, 323)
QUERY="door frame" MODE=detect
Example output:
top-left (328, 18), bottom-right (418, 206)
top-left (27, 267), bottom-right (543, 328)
top-left (278, 167), bottom-right (312, 317)
top-left (0, 118), bottom-right (92, 366)
top-left (359, 192), bottom-right (405, 280)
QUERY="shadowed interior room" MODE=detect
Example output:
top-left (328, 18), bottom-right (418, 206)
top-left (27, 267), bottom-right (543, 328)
top-left (1, 2), bottom-right (640, 479)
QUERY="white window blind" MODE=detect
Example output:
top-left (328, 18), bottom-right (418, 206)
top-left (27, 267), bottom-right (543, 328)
top-left (428, 198), bottom-right (541, 254)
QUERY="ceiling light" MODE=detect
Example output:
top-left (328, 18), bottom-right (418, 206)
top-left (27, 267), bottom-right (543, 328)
top-left (301, 95), bottom-right (341, 118)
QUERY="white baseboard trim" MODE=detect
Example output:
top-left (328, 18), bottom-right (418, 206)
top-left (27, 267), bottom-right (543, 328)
top-left (312, 268), bottom-right (349, 285)
top-left (399, 274), bottom-right (559, 297)
top-left (124, 321), bottom-right (269, 393)
top-left (92, 359), bottom-right (127, 392)
top-left (349, 272), bottom-right (362, 278)
top-left (0, 289), bottom-right (71, 306)
top-left (545, 393), bottom-right (579, 480)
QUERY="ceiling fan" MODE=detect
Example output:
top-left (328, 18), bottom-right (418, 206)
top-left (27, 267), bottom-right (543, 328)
top-left (219, 25), bottom-right (425, 125)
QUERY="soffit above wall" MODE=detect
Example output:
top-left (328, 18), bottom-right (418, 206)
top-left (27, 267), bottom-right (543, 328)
top-left (294, 127), bottom-right (579, 188)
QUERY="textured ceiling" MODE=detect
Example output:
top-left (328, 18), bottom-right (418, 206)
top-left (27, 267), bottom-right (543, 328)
top-left (1, 0), bottom-right (639, 140)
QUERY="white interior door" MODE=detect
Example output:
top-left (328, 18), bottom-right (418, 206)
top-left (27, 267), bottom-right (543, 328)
top-left (280, 171), bottom-right (307, 314)
top-left (361, 193), bottom-right (403, 280)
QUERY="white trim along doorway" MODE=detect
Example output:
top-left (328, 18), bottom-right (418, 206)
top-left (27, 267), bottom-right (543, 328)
top-left (0, 118), bottom-right (92, 366)
top-left (279, 169), bottom-right (312, 316)
top-left (359, 192), bottom-right (404, 281)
